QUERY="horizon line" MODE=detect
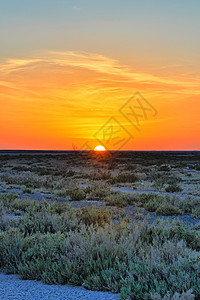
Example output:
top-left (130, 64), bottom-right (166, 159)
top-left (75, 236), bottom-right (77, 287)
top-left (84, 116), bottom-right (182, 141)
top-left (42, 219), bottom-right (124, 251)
top-left (0, 149), bottom-right (199, 152)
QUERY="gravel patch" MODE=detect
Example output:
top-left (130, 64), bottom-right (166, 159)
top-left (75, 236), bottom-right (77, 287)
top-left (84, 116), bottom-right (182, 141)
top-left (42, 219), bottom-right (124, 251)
top-left (0, 273), bottom-right (120, 300)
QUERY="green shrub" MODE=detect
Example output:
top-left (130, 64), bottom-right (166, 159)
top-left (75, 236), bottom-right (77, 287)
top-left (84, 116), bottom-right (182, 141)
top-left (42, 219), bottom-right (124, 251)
top-left (17, 209), bottom-right (79, 235)
top-left (22, 187), bottom-right (32, 194)
top-left (109, 173), bottom-right (138, 184)
top-left (176, 196), bottom-right (199, 215)
top-left (191, 208), bottom-right (200, 219)
top-left (76, 207), bottom-right (110, 227)
top-left (0, 228), bottom-right (24, 273)
top-left (0, 211), bottom-right (16, 231)
top-left (87, 184), bottom-right (110, 200)
top-left (69, 187), bottom-right (86, 201)
top-left (0, 218), bottom-right (199, 299)
top-left (165, 183), bottom-right (182, 193)
top-left (120, 240), bottom-right (199, 299)
top-left (151, 289), bottom-right (195, 300)
top-left (143, 197), bottom-right (162, 212)
top-left (105, 192), bottom-right (132, 207)
top-left (156, 204), bottom-right (183, 216)
top-left (151, 174), bottom-right (182, 189)
top-left (90, 170), bottom-right (111, 180)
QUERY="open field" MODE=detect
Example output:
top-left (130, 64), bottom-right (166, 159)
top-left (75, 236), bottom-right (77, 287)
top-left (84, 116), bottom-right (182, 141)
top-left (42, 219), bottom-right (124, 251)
top-left (0, 151), bottom-right (199, 299)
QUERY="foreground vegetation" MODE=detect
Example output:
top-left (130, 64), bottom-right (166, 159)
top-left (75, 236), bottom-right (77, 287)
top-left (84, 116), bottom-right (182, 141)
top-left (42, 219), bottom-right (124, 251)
top-left (0, 193), bottom-right (200, 299)
top-left (104, 190), bottom-right (200, 218)
top-left (0, 151), bottom-right (199, 299)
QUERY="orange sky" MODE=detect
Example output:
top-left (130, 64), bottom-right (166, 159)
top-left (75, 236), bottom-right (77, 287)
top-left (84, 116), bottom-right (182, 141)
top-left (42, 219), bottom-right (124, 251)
top-left (0, 50), bottom-right (199, 150)
top-left (1, 0), bottom-right (200, 150)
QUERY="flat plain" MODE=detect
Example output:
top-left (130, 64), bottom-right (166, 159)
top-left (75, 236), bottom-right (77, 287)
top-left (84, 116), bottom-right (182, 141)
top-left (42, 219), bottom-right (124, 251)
top-left (0, 151), bottom-right (199, 299)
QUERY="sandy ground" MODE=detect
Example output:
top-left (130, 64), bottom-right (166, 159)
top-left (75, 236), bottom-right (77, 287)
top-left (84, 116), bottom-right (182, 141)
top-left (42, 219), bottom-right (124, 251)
top-left (0, 273), bottom-right (120, 300)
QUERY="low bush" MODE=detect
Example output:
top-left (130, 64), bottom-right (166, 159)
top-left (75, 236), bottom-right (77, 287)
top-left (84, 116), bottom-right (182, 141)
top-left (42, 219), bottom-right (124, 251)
top-left (105, 192), bottom-right (199, 218)
top-left (165, 183), bottom-right (182, 193)
top-left (108, 173), bottom-right (138, 184)
top-left (69, 187), bottom-right (86, 201)
top-left (0, 180), bottom-right (199, 299)
top-left (151, 289), bottom-right (195, 300)
top-left (120, 240), bottom-right (199, 299)
top-left (191, 208), bottom-right (200, 219)
top-left (22, 187), bottom-right (32, 194)
top-left (105, 192), bottom-right (135, 208)
top-left (0, 211), bottom-right (16, 231)
top-left (86, 184), bottom-right (110, 200)
top-left (156, 204), bottom-right (183, 216)
top-left (76, 207), bottom-right (110, 227)
top-left (90, 170), bottom-right (111, 181)
top-left (0, 221), bottom-right (199, 299)
top-left (151, 173), bottom-right (182, 190)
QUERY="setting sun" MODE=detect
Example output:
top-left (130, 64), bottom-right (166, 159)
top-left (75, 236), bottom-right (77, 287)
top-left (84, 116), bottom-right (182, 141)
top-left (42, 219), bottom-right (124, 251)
top-left (94, 145), bottom-right (106, 151)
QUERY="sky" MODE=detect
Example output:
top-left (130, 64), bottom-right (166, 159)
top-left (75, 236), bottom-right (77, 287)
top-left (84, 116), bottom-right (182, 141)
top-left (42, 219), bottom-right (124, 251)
top-left (0, 0), bottom-right (200, 150)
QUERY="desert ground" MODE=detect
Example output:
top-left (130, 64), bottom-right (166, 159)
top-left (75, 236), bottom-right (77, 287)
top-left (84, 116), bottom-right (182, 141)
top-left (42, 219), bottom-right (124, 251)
top-left (0, 151), bottom-right (199, 299)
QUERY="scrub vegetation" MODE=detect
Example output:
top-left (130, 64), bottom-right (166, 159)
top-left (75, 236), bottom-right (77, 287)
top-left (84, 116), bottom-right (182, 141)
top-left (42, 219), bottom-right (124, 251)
top-left (0, 151), bottom-right (199, 299)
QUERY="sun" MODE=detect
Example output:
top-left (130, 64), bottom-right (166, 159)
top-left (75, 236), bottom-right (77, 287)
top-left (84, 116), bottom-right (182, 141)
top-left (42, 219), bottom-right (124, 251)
top-left (94, 145), bottom-right (106, 151)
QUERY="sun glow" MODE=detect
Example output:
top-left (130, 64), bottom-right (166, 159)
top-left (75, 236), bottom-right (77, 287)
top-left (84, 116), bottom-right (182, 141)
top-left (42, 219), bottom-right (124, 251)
top-left (94, 145), bottom-right (106, 151)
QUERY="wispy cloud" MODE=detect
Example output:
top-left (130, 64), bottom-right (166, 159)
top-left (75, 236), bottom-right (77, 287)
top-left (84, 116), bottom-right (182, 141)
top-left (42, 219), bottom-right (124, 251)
top-left (0, 58), bottom-right (42, 73)
top-left (1, 51), bottom-right (200, 91)
top-left (0, 80), bottom-right (17, 89)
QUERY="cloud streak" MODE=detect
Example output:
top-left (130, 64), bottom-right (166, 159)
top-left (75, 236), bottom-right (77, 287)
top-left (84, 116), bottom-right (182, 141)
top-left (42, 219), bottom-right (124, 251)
top-left (1, 51), bottom-right (200, 91)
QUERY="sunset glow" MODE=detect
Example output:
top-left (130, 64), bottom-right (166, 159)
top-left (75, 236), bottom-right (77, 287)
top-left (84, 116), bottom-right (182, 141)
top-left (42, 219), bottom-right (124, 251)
top-left (0, 1), bottom-right (199, 150)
